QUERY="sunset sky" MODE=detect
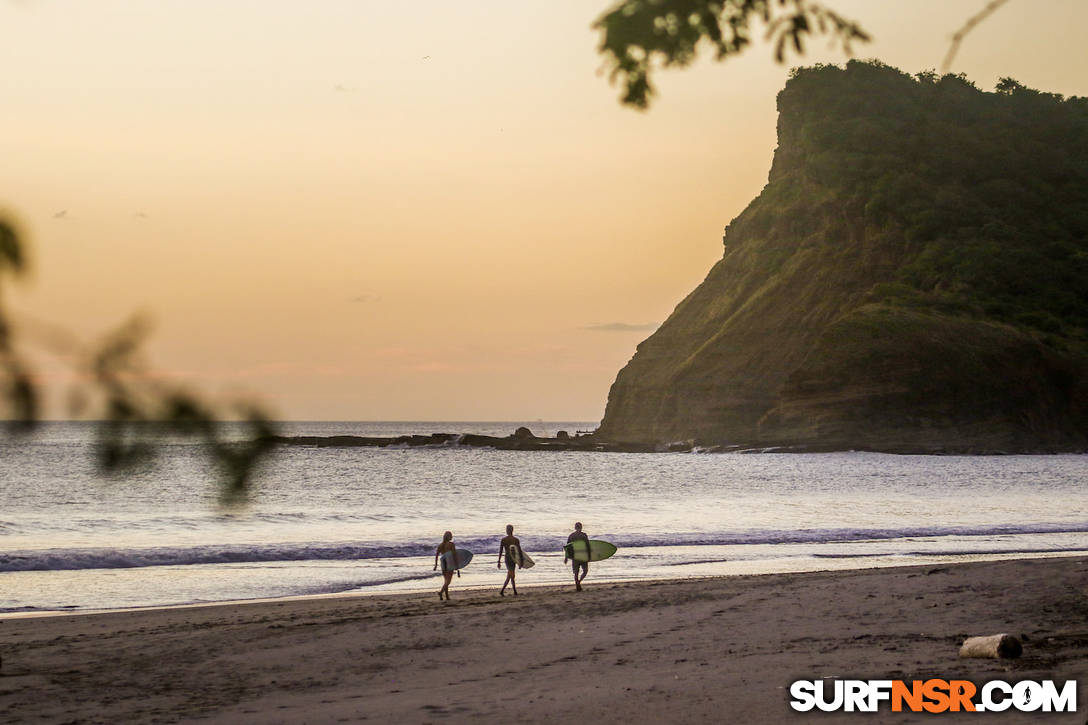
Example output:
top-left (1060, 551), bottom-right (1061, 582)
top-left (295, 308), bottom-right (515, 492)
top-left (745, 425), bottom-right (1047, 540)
top-left (3, 0), bottom-right (1087, 421)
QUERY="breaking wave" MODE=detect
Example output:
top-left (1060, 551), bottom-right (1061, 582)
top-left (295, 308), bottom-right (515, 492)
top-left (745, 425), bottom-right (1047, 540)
top-left (5, 521), bottom-right (1088, 572)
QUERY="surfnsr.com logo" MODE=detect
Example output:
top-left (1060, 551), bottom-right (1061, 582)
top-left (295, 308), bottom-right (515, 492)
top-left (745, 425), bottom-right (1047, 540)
top-left (789, 679), bottom-right (1077, 713)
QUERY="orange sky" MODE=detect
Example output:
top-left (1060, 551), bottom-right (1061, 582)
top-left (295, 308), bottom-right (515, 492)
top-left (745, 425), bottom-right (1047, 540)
top-left (2, 0), bottom-right (1087, 421)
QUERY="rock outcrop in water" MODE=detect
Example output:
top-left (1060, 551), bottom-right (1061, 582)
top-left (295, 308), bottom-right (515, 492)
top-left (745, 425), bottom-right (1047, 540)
top-left (597, 62), bottom-right (1088, 453)
top-left (268, 429), bottom-right (663, 453)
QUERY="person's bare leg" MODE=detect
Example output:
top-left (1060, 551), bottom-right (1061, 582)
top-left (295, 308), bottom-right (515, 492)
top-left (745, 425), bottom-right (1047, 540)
top-left (500, 571), bottom-right (512, 596)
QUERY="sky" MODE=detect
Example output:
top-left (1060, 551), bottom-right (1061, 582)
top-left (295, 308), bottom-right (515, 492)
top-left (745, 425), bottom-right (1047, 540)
top-left (2, 0), bottom-right (1087, 422)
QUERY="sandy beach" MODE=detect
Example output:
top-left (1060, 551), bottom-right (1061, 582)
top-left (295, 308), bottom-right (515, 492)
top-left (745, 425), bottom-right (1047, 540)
top-left (2, 557), bottom-right (1087, 724)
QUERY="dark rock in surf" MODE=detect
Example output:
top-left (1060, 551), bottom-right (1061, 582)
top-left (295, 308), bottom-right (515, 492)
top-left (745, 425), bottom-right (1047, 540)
top-left (265, 431), bottom-right (657, 454)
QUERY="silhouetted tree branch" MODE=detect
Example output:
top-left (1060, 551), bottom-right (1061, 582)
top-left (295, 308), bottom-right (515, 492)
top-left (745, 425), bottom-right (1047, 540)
top-left (594, 0), bottom-right (1014, 108)
top-left (0, 217), bottom-right (38, 431)
top-left (941, 0), bottom-right (1010, 73)
top-left (594, 0), bottom-right (869, 108)
top-left (0, 214), bottom-right (276, 504)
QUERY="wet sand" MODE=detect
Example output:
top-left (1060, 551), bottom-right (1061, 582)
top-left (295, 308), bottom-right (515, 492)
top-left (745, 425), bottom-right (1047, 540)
top-left (2, 557), bottom-right (1087, 723)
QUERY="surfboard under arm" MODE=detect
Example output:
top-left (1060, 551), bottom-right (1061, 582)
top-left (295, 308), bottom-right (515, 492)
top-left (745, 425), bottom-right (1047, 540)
top-left (564, 539), bottom-right (617, 563)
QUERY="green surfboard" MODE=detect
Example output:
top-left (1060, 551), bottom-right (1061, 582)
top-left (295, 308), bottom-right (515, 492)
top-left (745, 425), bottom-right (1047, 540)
top-left (563, 539), bottom-right (617, 563)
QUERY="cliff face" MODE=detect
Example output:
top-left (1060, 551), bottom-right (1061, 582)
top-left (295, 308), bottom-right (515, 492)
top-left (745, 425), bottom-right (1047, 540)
top-left (597, 61), bottom-right (1088, 451)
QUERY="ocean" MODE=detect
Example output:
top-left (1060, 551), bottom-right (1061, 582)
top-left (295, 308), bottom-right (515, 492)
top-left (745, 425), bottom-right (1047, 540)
top-left (2, 421), bottom-right (1087, 614)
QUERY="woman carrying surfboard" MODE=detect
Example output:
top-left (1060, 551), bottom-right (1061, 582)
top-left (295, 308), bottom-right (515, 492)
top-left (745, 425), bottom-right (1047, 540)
top-left (434, 531), bottom-right (457, 601)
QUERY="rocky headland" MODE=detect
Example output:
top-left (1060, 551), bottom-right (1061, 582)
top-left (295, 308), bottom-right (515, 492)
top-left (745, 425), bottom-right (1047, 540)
top-left (595, 61), bottom-right (1088, 454)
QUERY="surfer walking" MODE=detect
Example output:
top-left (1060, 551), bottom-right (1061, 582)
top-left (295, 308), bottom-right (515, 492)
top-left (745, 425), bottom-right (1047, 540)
top-left (497, 524), bottom-right (524, 597)
top-left (565, 522), bottom-right (590, 591)
top-left (434, 531), bottom-right (458, 601)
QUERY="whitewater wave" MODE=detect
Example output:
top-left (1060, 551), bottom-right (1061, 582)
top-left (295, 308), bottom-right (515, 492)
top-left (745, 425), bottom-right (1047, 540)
top-left (599, 521), bottom-right (1088, 550)
top-left (0, 510), bottom-right (409, 535)
top-left (0, 542), bottom-right (435, 572)
top-left (3, 521), bottom-right (1088, 572)
top-left (814, 546), bottom-right (1088, 559)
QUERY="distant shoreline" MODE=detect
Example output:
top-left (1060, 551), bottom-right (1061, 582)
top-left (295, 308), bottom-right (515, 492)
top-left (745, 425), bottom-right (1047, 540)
top-left (20, 421), bottom-right (1085, 454)
top-left (266, 430), bottom-right (1088, 455)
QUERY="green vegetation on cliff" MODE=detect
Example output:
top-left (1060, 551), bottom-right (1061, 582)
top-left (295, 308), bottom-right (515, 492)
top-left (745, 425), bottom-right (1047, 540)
top-left (776, 63), bottom-right (1088, 344)
top-left (598, 61), bottom-right (1088, 451)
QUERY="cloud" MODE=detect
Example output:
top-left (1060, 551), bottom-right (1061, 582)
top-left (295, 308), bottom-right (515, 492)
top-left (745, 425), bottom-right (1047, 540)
top-left (410, 361), bottom-right (453, 373)
top-left (583, 322), bottom-right (659, 332)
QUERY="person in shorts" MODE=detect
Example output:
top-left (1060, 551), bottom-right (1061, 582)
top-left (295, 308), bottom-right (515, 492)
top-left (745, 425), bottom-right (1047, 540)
top-left (564, 521), bottom-right (590, 591)
top-left (496, 524), bottom-right (524, 597)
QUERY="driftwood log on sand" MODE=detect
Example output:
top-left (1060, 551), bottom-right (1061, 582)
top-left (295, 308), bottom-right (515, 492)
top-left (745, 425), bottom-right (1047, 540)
top-left (959, 633), bottom-right (1022, 659)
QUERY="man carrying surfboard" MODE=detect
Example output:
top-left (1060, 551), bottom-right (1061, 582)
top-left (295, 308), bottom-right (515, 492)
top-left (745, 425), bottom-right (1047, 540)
top-left (496, 524), bottom-right (524, 597)
top-left (564, 522), bottom-right (590, 591)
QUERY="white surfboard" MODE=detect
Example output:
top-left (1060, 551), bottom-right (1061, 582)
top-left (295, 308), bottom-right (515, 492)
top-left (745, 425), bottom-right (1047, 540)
top-left (440, 549), bottom-right (473, 571)
top-left (507, 544), bottom-right (535, 569)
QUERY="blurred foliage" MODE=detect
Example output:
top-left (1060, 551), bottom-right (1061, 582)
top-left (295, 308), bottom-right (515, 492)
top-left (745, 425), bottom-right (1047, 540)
top-left (941, 0), bottom-right (1009, 73)
top-left (0, 218), bottom-right (37, 432)
top-left (594, 0), bottom-right (869, 108)
top-left (740, 60), bottom-right (1088, 350)
top-left (0, 216), bottom-right (276, 503)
